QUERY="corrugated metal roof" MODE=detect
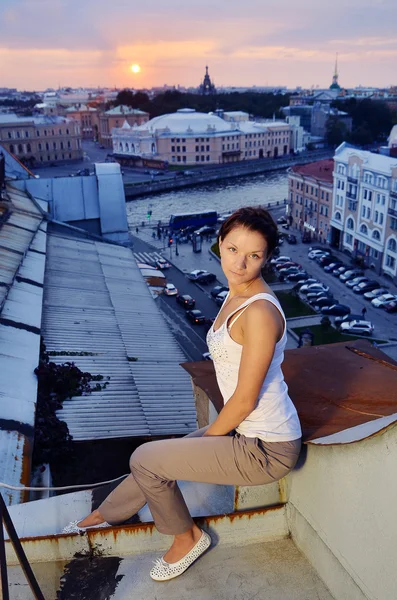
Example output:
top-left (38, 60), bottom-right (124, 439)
top-left (0, 184), bottom-right (46, 505)
top-left (42, 229), bottom-right (196, 441)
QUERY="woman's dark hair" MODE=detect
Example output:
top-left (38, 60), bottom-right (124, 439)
top-left (217, 206), bottom-right (279, 258)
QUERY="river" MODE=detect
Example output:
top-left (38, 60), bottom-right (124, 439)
top-left (126, 170), bottom-right (288, 228)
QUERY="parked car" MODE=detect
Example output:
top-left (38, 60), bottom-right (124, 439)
top-left (286, 234), bottom-right (297, 244)
top-left (307, 291), bottom-right (331, 301)
top-left (346, 276), bottom-right (369, 289)
top-left (335, 313), bottom-right (362, 326)
top-left (275, 261), bottom-right (300, 271)
top-left (300, 283), bottom-right (330, 295)
top-left (340, 320), bottom-right (374, 336)
top-left (211, 285), bottom-right (229, 298)
top-left (186, 309), bottom-right (206, 324)
top-left (156, 258), bottom-right (171, 269)
top-left (286, 271), bottom-right (309, 282)
top-left (371, 293), bottom-right (397, 308)
top-left (385, 300), bottom-right (397, 313)
top-left (340, 269), bottom-right (364, 282)
top-left (313, 297), bottom-right (336, 309)
top-left (277, 216), bottom-right (288, 224)
top-left (295, 278), bottom-right (318, 290)
top-left (352, 280), bottom-right (380, 294)
top-left (308, 249), bottom-right (331, 260)
top-left (215, 290), bottom-right (229, 306)
top-left (308, 245), bottom-right (326, 252)
top-left (363, 288), bottom-right (389, 300)
top-left (324, 261), bottom-right (343, 273)
top-left (176, 294), bottom-right (195, 308)
top-left (164, 283), bottom-right (178, 296)
top-left (270, 255), bottom-right (291, 265)
top-left (186, 269), bottom-right (207, 280)
top-left (333, 265), bottom-right (349, 277)
top-left (318, 255), bottom-right (336, 266)
top-left (321, 304), bottom-right (351, 316)
top-left (186, 269), bottom-right (216, 284)
top-left (278, 266), bottom-right (303, 278)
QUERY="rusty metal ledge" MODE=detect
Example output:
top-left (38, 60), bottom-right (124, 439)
top-left (5, 504), bottom-right (288, 566)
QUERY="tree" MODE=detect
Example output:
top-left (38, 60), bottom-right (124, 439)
top-left (326, 116), bottom-right (349, 147)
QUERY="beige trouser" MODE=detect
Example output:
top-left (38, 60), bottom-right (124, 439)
top-left (99, 426), bottom-right (301, 535)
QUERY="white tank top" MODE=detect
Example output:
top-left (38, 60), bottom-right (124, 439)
top-left (206, 292), bottom-right (302, 442)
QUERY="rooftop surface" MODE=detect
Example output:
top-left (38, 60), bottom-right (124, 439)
top-left (7, 537), bottom-right (335, 599)
top-left (290, 158), bottom-right (334, 184)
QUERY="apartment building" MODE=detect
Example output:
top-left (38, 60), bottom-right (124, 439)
top-left (65, 105), bottom-right (99, 139)
top-left (0, 113), bottom-right (82, 166)
top-left (98, 105), bottom-right (149, 148)
top-left (287, 159), bottom-right (334, 242)
top-left (330, 142), bottom-right (397, 284)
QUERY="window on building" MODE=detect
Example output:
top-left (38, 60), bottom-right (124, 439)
top-left (38, 143), bottom-right (42, 150)
top-left (380, 213), bottom-right (384, 225)
top-left (360, 224), bottom-right (368, 235)
top-left (372, 230), bottom-right (381, 240)
top-left (196, 156), bottom-right (200, 162)
top-left (346, 218), bottom-right (354, 230)
top-left (182, 146), bottom-right (186, 152)
top-left (27, 143), bottom-right (31, 153)
top-left (44, 130), bottom-right (47, 136)
top-left (53, 142), bottom-right (57, 149)
top-left (25, 131), bottom-right (29, 138)
top-left (68, 141), bottom-right (71, 148)
top-left (172, 156), bottom-right (176, 162)
top-left (388, 238), bottom-right (397, 252)
top-left (201, 145), bottom-right (204, 152)
top-left (17, 143), bottom-right (23, 153)
top-left (66, 129), bottom-right (69, 135)
top-left (7, 132), bottom-right (12, 139)
top-left (206, 145), bottom-right (210, 151)
top-left (362, 205), bottom-right (366, 217)
top-left (386, 255), bottom-right (396, 269)
top-left (366, 207), bottom-right (371, 219)
top-left (201, 156), bottom-right (205, 162)
top-left (9, 144), bottom-right (14, 153)
top-left (171, 146), bottom-right (175, 152)
top-left (183, 156), bottom-right (186, 163)
top-left (196, 145), bottom-right (199, 152)
top-left (374, 211), bottom-right (379, 223)
top-left (206, 155), bottom-right (210, 161)
top-left (177, 156), bottom-right (181, 162)
top-left (60, 141), bottom-right (64, 150)
top-left (48, 155), bottom-right (51, 161)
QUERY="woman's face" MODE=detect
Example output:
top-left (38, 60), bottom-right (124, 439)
top-left (219, 226), bottom-right (268, 286)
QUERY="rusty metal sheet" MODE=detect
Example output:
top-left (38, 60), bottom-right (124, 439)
top-left (181, 340), bottom-right (397, 444)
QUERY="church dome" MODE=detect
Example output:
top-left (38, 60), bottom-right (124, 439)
top-left (143, 109), bottom-right (232, 135)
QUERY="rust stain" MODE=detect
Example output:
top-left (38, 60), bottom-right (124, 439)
top-left (234, 487), bottom-right (239, 511)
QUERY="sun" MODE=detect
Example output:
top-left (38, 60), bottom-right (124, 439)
top-left (130, 64), bottom-right (141, 74)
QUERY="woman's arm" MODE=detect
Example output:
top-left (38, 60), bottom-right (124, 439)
top-left (204, 301), bottom-right (282, 436)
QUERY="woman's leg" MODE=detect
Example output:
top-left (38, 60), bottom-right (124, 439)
top-left (128, 434), bottom-right (300, 562)
top-left (77, 425), bottom-right (211, 528)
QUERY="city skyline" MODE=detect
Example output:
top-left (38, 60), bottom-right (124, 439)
top-left (0, 0), bottom-right (396, 91)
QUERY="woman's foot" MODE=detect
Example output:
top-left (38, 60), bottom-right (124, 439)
top-left (62, 509), bottom-right (108, 534)
top-left (76, 509), bottom-right (105, 528)
top-left (163, 524), bottom-right (203, 563)
top-left (150, 528), bottom-right (211, 581)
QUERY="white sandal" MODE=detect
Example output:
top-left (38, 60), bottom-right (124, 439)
top-left (62, 519), bottom-right (110, 534)
top-left (150, 529), bottom-right (211, 581)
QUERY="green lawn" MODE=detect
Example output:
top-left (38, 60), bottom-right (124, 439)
top-left (291, 324), bottom-right (386, 346)
top-left (275, 291), bottom-right (316, 318)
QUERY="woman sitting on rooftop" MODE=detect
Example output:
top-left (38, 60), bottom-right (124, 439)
top-left (63, 206), bottom-right (302, 582)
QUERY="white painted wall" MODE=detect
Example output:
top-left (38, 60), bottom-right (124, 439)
top-left (287, 424), bottom-right (397, 600)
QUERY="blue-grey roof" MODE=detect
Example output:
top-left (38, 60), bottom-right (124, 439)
top-left (43, 228), bottom-right (196, 440)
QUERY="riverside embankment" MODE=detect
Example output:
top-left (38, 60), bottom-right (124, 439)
top-left (124, 149), bottom-right (333, 200)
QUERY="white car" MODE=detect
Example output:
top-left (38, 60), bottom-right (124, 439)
top-left (371, 293), bottom-right (397, 308)
top-left (363, 288), bottom-right (388, 300)
top-left (300, 283), bottom-right (329, 295)
top-left (164, 283), bottom-right (178, 296)
top-left (340, 320), bottom-right (374, 336)
top-left (308, 250), bottom-right (331, 260)
top-left (270, 255), bottom-right (291, 265)
top-left (156, 258), bottom-right (171, 269)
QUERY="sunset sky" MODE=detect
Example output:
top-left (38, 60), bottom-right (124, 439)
top-left (0, 0), bottom-right (396, 91)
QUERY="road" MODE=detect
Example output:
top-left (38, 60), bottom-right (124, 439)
top-left (132, 236), bottom-right (222, 362)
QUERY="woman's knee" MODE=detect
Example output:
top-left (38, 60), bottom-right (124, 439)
top-left (129, 442), bottom-right (154, 472)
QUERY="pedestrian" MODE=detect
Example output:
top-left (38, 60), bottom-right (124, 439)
top-left (152, 231), bottom-right (156, 239)
top-left (135, 227), bottom-right (139, 234)
top-left (63, 206), bottom-right (302, 582)
top-left (361, 307), bottom-right (367, 319)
